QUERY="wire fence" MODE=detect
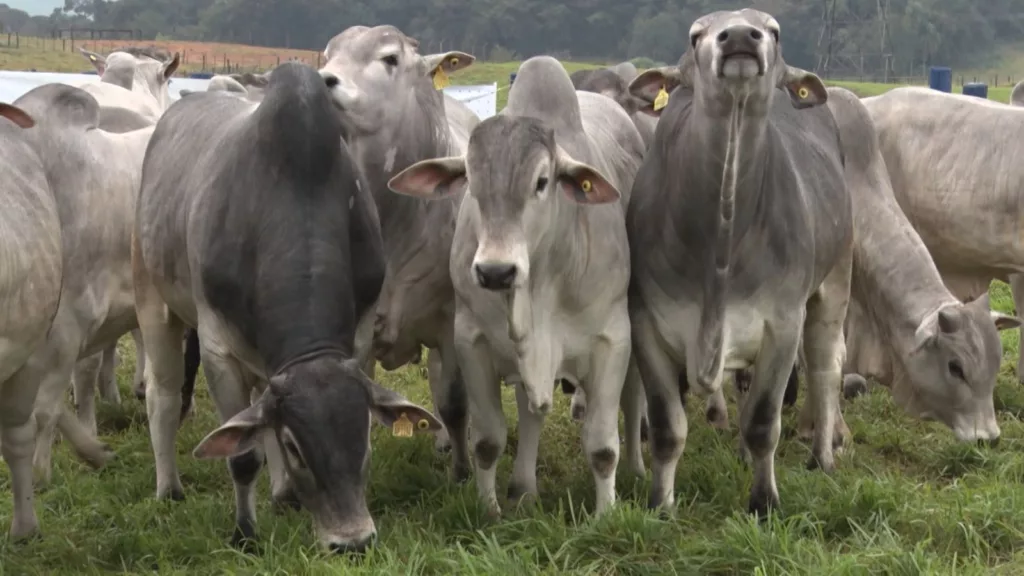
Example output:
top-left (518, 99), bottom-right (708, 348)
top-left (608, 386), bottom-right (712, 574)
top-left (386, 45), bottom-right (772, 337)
top-left (1, 33), bottom-right (323, 75)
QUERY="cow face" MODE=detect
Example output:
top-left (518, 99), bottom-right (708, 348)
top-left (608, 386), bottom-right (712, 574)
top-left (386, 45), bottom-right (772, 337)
top-left (386, 116), bottom-right (619, 291)
top-left (896, 293), bottom-right (1020, 443)
top-left (193, 356), bottom-right (442, 553)
top-left (318, 25), bottom-right (474, 135)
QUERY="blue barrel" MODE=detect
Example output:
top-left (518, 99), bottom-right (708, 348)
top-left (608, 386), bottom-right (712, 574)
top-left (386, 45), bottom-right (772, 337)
top-left (928, 66), bottom-right (952, 93)
top-left (962, 82), bottom-right (988, 99)
top-left (189, 72), bottom-right (214, 79)
top-left (509, 72), bottom-right (517, 85)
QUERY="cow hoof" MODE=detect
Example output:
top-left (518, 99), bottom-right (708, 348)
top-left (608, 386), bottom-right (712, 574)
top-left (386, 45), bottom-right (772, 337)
top-left (806, 454), bottom-right (836, 474)
top-left (506, 480), bottom-right (537, 504)
top-left (230, 524), bottom-right (260, 554)
top-left (9, 521), bottom-right (41, 542)
top-left (161, 487), bottom-right (186, 502)
top-left (842, 374), bottom-right (868, 400)
top-left (747, 489), bottom-right (780, 519)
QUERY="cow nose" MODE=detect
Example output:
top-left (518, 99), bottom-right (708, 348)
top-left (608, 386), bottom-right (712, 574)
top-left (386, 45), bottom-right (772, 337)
top-left (321, 71), bottom-right (340, 89)
top-left (716, 24), bottom-right (764, 53)
top-left (327, 532), bottom-right (377, 555)
top-left (474, 262), bottom-right (517, 290)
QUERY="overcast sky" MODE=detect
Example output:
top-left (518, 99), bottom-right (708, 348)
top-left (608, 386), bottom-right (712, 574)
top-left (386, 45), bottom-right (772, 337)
top-left (7, 0), bottom-right (65, 16)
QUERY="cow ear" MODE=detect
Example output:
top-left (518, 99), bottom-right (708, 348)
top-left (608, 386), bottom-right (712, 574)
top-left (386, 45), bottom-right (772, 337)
top-left (192, 399), bottom-right (267, 459)
top-left (629, 65), bottom-right (685, 117)
top-left (80, 48), bottom-right (107, 74)
top-left (162, 53), bottom-right (181, 81)
top-left (388, 156), bottom-right (467, 199)
top-left (0, 103), bottom-right (35, 129)
top-left (424, 51), bottom-right (475, 77)
top-left (555, 149), bottom-right (620, 205)
top-left (367, 383), bottom-right (443, 434)
top-left (991, 311), bottom-right (1022, 331)
top-left (779, 66), bottom-right (827, 109)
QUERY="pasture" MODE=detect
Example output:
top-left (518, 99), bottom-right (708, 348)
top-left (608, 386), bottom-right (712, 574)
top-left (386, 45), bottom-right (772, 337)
top-left (2, 54), bottom-right (1024, 575)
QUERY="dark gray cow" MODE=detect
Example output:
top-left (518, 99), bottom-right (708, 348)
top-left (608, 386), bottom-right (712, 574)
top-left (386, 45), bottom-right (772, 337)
top-left (12, 84), bottom-right (155, 484)
top-left (389, 55), bottom-right (646, 515)
top-left (571, 64), bottom-right (657, 148)
top-left (627, 9), bottom-right (852, 514)
top-left (0, 104), bottom-right (63, 539)
top-left (133, 62), bottom-right (438, 552)
top-left (318, 25), bottom-right (478, 482)
top-left (818, 86), bottom-right (1015, 444)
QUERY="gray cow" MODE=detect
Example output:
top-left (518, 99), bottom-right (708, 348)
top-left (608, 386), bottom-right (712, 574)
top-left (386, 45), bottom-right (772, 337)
top-left (318, 25), bottom-right (479, 483)
top-left (133, 62), bottom-right (438, 552)
top-left (0, 104), bottom-right (64, 539)
top-left (181, 72), bottom-right (270, 102)
top-left (1012, 80), bottom-right (1024, 106)
top-left (819, 86), bottom-right (1015, 444)
top-left (862, 88), bottom-right (1024, 387)
top-left (12, 84), bottom-right (156, 484)
top-left (570, 64), bottom-right (657, 148)
top-left (627, 9), bottom-right (853, 514)
top-left (389, 55), bottom-right (647, 515)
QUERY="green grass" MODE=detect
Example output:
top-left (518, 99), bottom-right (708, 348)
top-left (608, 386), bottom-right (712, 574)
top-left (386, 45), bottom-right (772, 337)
top-left (4, 60), bottom-right (1024, 574)
top-left (2, 280), bottom-right (1023, 574)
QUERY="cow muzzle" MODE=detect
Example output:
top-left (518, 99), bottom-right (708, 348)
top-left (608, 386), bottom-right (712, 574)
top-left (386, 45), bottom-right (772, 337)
top-left (474, 261), bottom-right (518, 291)
top-left (715, 24), bottom-right (766, 79)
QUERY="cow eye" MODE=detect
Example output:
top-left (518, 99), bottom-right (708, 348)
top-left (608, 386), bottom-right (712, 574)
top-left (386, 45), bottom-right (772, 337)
top-left (948, 360), bottom-right (966, 382)
top-left (769, 29), bottom-right (780, 43)
top-left (382, 55), bottom-right (399, 68)
top-left (535, 177), bottom-right (548, 193)
top-left (690, 32), bottom-right (702, 49)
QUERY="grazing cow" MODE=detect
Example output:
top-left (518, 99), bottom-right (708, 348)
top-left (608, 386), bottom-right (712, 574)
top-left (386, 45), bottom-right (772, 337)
top-left (814, 86), bottom-right (1016, 444)
top-left (79, 47), bottom-right (181, 122)
top-left (571, 64), bottom-right (657, 148)
top-left (9, 83), bottom-right (155, 484)
top-left (133, 62), bottom-right (437, 552)
top-left (626, 9), bottom-right (853, 514)
top-left (389, 55), bottom-right (647, 515)
top-left (862, 88), bottom-right (1024, 385)
top-left (0, 103), bottom-right (63, 539)
top-left (318, 25), bottom-right (479, 482)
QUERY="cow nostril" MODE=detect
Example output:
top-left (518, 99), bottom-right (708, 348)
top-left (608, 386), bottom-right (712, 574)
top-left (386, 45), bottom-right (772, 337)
top-left (716, 31), bottom-right (729, 43)
top-left (474, 263), bottom-right (518, 290)
top-left (328, 532), bottom-right (376, 555)
top-left (324, 74), bottom-right (339, 89)
top-left (750, 29), bottom-right (763, 41)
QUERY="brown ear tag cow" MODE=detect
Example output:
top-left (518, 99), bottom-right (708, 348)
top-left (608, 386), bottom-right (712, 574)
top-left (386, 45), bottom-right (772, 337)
top-left (393, 413), bottom-right (414, 437)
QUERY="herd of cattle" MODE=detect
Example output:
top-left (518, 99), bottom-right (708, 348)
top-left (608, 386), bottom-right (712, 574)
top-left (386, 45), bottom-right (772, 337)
top-left (1, 8), bottom-right (1023, 554)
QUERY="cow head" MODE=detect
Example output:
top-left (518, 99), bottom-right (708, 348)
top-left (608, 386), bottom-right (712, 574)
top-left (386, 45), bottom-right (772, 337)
top-left (318, 25), bottom-right (475, 135)
top-left (895, 293), bottom-right (1020, 443)
top-left (576, 68), bottom-right (639, 117)
top-left (629, 9), bottom-right (827, 118)
top-left (80, 47), bottom-right (180, 113)
top-left (387, 115), bottom-right (619, 291)
top-left (192, 356), bottom-right (442, 553)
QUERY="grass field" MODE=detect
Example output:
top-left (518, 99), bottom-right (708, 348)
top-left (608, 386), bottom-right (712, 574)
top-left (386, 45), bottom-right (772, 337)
top-left (3, 53), bottom-right (1024, 574)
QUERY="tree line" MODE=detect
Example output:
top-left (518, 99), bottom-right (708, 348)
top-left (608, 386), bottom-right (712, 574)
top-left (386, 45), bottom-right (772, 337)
top-left (2, 0), bottom-right (1023, 78)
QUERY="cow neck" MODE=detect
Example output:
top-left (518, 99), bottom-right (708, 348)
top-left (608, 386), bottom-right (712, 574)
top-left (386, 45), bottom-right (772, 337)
top-left (849, 177), bottom-right (960, 356)
top-left (349, 86), bottom-right (453, 258)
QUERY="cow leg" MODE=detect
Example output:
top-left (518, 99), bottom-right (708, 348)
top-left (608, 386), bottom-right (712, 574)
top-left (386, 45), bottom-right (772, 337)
top-left (582, 327), bottom-right (630, 515)
top-left (782, 366), bottom-right (798, 408)
top-left (71, 352), bottom-right (103, 436)
top-left (426, 347), bottom-right (452, 453)
top-left (620, 358), bottom-right (646, 478)
top-left (200, 344), bottom-right (265, 548)
top-left (1, 363), bottom-right (47, 539)
top-left (508, 383), bottom-right (544, 505)
top-left (704, 388), bottom-right (729, 430)
top-left (569, 386), bottom-right (587, 421)
top-left (97, 343), bottom-right (120, 404)
top-left (459, 335), bottom-right (506, 516)
top-left (631, 308), bottom-right (686, 510)
top-left (740, 321), bottom-right (803, 517)
top-left (130, 329), bottom-right (146, 402)
top-left (180, 328), bottom-right (200, 423)
top-left (1011, 274), bottom-right (1024, 384)
top-left (433, 333), bottom-right (471, 483)
top-left (733, 369), bottom-right (752, 465)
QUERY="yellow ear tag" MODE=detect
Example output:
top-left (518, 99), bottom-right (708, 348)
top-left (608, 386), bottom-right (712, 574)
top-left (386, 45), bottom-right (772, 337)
top-left (392, 413), bottom-right (414, 437)
top-left (581, 179), bottom-right (592, 193)
top-left (653, 86), bottom-right (669, 111)
top-left (89, 55), bottom-right (97, 62)
top-left (797, 86), bottom-right (809, 99)
top-left (417, 418), bottom-right (430, 431)
top-left (433, 66), bottom-right (450, 90)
